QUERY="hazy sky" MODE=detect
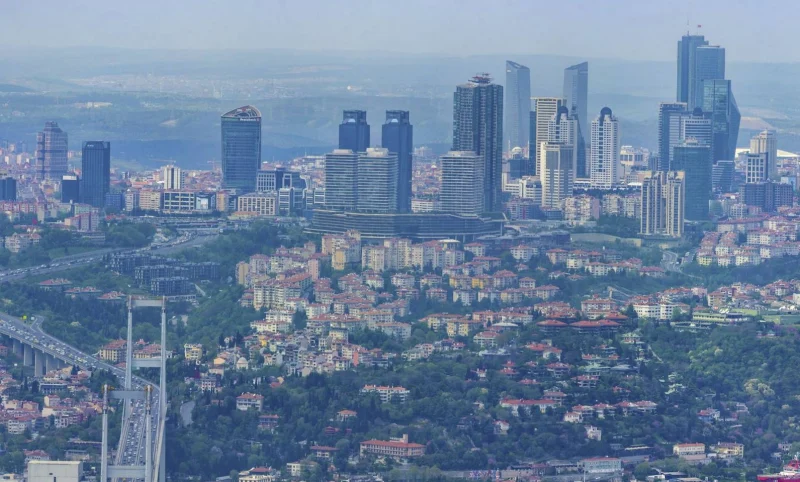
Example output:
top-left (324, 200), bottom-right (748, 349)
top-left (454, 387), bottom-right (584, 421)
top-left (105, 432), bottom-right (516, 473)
top-left (2, 0), bottom-right (797, 62)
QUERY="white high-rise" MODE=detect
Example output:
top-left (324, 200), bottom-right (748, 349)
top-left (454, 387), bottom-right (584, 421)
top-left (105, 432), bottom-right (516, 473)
top-left (539, 142), bottom-right (574, 209)
top-left (357, 148), bottom-right (398, 213)
top-left (439, 151), bottom-right (484, 216)
top-left (546, 106), bottom-right (579, 175)
top-left (162, 165), bottom-right (183, 190)
top-left (750, 130), bottom-right (778, 181)
top-left (589, 107), bottom-right (620, 189)
top-left (532, 97), bottom-right (566, 175)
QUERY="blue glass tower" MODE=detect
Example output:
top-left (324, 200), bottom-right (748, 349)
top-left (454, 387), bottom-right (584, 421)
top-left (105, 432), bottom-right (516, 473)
top-left (339, 110), bottom-right (370, 152)
top-left (381, 110), bottom-right (413, 212)
top-left (80, 141), bottom-right (111, 208)
top-left (221, 105), bottom-right (262, 193)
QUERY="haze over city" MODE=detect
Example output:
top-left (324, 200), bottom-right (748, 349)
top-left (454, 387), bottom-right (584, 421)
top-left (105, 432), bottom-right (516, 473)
top-left (1, 3), bottom-right (800, 482)
top-left (1, 0), bottom-right (799, 62)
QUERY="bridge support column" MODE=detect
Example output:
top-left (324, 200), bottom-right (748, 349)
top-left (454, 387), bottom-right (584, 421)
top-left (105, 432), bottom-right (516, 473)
top-left (34, 349), bottom-right (44, 376)
top-left (45, 354), bottom-right (59, 373)
top-left (12, 339), bottom-right (22, 357)
top-left (23, 344), bottom-right (33, 366)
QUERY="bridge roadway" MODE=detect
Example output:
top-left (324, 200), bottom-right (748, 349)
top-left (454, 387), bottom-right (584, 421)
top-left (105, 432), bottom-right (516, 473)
top-left (0, 232), bottom-right (217, 480)
top-left (0, 312), bottom-right (156, 478)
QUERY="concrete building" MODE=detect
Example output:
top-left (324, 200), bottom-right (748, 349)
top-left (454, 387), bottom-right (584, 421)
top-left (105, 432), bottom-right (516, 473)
top-left (532, 97), bottom-right (566, 176)
top-left (162, 165), bottom-right (183, 190)
top-left (539, 143), bottom-right (574, 209)
top-left (439, 151), bottom-right (484, 215)
top-left (324, 149), bottom-right (359, 211)
top-left (28, 461), bottom-right (83, 482)
top-left (640, 171), bottom-right (685, 238)
top-left (357, 148), bottom-right (398, 213)
top-left (589, 107), bottom-right (620, 189)
top-left (750, 130), bottom-right (778, 181)
top-left (237, 192), bottom-right (278, 217)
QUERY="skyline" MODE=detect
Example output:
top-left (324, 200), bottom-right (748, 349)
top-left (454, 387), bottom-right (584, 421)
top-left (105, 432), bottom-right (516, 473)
top-left (1, 0), bottom-right (799, 63)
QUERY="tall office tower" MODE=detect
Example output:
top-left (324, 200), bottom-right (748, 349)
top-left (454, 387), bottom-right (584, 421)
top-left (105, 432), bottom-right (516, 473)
top-left (664, 171), bottom-right (686, 237)
top-left (702, 79), bottom-right (740, 162)
top-left (539, 142), bottom-right (574, 209)
top-left (162, 164), bottom-right (183, 190)
top-left (0, 176), bottom-right (16, 201)
top-left (339, 110), bottom-right (370, 152)
top-left (35, 121), bottom-right (68, 180)
top-left (357, 148), bottom-right (398, 213)
top-left (677, 34), bottom-right (708, 104)
top-left (546, 106), bottom-right (581, 177)
top-left (750, 130), bottom-right (778, 180)
top-left (691, 45), bottom-right (725, 110)
top-left (640, 170), bottom-right (685, 237)
top-left (533, 97), bottom-right (566, 175)
top-left (324, 149), bottom-right (359, 211)
top-left (61, 175), bottom-right (80, 203)
top-left (439, 151), bottom-right (485, 216)
top-left (745, 153), bottom-right (769, 184)
top-left (589, 107), bottom-right (620, 189)
top-left (680, 108), bottom-right (713, 148)
top-left (671, 139), bottom-right (712, 220)
top-left (527, 110), bottom-right (537, 175)
top-left (504, 61), bottom-right (531, 151)
top-left (658, 102), bottom-right (688, 171)
top-left (712, 160), bottom-right (735, 193)
top-left (79, 141), bottom-right (110, 208)
top-left (381, 110), bottom-right (413, 212)
top-left (452, 74), bottom-right (503, 212)
top-left (221, 105), bottom-right (262, 193)
top-left (563, 61), bottom-right (589, 144)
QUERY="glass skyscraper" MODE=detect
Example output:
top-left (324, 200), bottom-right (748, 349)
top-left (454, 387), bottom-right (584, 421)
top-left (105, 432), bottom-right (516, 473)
top-left (80, 141), bottom-right (111, 208)
top-left (339, 110), bottom-right (370, 152)
top-left (453, 75), bottom-right (503, 212)
top-left (563, 61), bottom-right (589, 146)
top-left (504, 61), bottom-right (531, 151)
top-left (691, 45), bottom-right (725, 109)
top-left (671, 139), bottom-right (712, 220)
top-left (677, 34), bottom-right (708, 104)
top-left (35, 121), bottom-right (69, 180)
top-left (702, 79), bottom-right (740, 162)
top-left (381, 110), bottom-right (413, 212)
top-left (221, 105), bottom-right (262, 193)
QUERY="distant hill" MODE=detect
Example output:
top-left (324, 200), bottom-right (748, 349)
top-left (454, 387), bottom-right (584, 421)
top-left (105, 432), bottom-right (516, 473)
top-left (0, 84), bottom-right (32, 93)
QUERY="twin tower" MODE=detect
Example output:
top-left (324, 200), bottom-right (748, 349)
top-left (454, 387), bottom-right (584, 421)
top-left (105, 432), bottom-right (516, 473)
top-left (328, 110), bottom-right (413, 213)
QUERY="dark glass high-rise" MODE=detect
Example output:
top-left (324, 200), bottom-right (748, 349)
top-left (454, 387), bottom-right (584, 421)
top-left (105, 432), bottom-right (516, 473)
top-left (80, 141), bottom-right (111, 208)
top-left (381, 111), bottom-right (413, 212)
top-left (453, 74), bottom-right (503, 212)
top-left (339, 110), bottom-right (370, 152)
top-left (221, 105), bottom-right (262, 193)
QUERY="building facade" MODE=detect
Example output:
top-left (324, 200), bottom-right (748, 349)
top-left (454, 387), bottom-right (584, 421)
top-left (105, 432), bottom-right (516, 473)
top-left (540, 143), bottom-right (574, 209)
top-left (672, 139), bottom-right (712, 220)
top-left (453, 75), bottom-right (503, 212)
top-left (36, 122), bottom-right (68, 180)
top-left (324, 149), bottom-right (359, 211)
top-left (589, 107), bottom-right (620, 189)
top-left (563, 61), bottom-right (589, 148)
top-left (339, 110), bottom-right (370, 152)
top-left (532, 97), bottom-right (566, 176)
top-left (504, 61), bottom-right (531, 151)
top-left (80, 141), bottom-right (110, 208)
top-left (221, 105), bottom-right (262, 192)
top-left (357, 148), bottom-right (398, 213)
top-left (381, 110), bottom-right (413, 212)
top-left (439, 151), bottom-right (484, 216)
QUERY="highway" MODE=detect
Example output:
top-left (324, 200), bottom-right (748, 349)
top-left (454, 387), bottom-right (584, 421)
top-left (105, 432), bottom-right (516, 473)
top-left (0, 232), bottom-right (216, 283)
top-left (0, 231), bottom-right (217, 480)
